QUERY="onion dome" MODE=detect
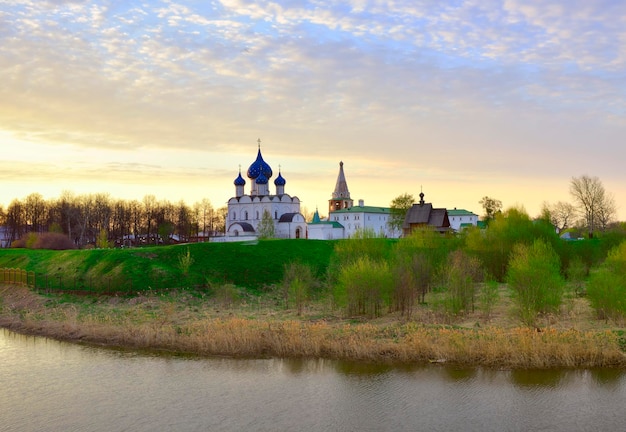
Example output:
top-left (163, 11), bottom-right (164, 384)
top-left (255, 172), bottom-right (268, 185)
top-left (234, 171), bottom-right (246, 186)
top-left (247, 147), bottom-right (273, 180)
top-left (274, 171), bottom-right (286, 186)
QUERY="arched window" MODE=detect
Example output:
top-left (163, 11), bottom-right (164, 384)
top-left (244, 211), bottom-right (248, 220)
top-left (232, 212), bottom-right (236, 220)
top-left (256, 211), bottom-right (259, 220)
top-left (275, 211), bottom-right (278, 219)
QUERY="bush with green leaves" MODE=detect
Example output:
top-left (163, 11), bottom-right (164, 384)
top-left (257, 209), bottom-right (276, 239)
top-left (565, 255), bottom-right (587, 297)
top-left (587, 241), bottom-right (626, 321)
top-left (392, 252), bottom-right (433, 318)
top-left (328, 229), bottom-right (391, 286)
top-left (440, 250), bottom-right (483, 316)
top-left (334, 256), bottom-right (393, 318)
top-left (177, 247), bottom-right (194, 276)
top-left (391, 228), bottom-right (456, 306)
top-left (479, 280), bottom-right (500, 319)
top-left (464, 207), bottom-right (560, 281)
top-left (506, 239), bottom-right (565, 325)
top-left (332, 228), bottom-right (390, 265)
top-left (212, 283), bottom-right (241, 309)
top-left (282, 262), bottom-right (314, 315)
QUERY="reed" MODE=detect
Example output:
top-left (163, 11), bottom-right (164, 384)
top-left (1, 285), bottom-right (625, 368)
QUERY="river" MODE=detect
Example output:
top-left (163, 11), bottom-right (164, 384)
top-left (1, 329), bottom-right (625, 431)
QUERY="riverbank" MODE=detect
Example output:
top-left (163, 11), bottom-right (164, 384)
top-left (1, 284), bottom-right (625, 368)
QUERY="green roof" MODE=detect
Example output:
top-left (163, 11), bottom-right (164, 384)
top-left (331, 206), bottom-right (390, 214)
top-left (309, 221), bottom-right (344, 229)
top-left (447, 209), bottom-right (477, 217)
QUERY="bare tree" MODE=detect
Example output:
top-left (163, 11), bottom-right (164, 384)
top-left (541, 201), bottom-right (577, 232)
top-left (24, 193), bottom-right (47, 233)
top-left (596, 193), bottom-right (617, 232)
top-left (215, 206), bottom-right (228, 234)
top-left (142, 194), bottom-right (157, 243)
top-left (76, 194), bottom-right (95, 247)
top-left (176, 200), bottom-right (193, 242)
top-left (6, 199), bottom-right (26, 243)
top-left (570, 175), bottom-right (615, 238)
top-left (193, 198), bottom-right (214, 240)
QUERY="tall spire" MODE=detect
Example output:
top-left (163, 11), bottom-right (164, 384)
top-left (332, 161), bottom-right (351, 199)
top-left (329, 161), bottom-right (354, 213)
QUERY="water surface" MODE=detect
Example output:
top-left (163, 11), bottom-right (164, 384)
top-left (2, 329), bottom-right (625, 431)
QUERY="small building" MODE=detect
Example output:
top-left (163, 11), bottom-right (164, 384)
top-left (307, 209), bottom-right (345, 240)
top-left (447, 208), bottom-right (479, 232)
top-left (329, 201), bottom-right (393, 238)
top-left (402, 192), bottom-right (451, 236)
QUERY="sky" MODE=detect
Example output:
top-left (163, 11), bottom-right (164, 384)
top-left (1, 0), bottom-right (626, 220)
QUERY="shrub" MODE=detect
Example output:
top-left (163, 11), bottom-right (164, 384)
top-left (391, 228), bottom-right (456, 310)
top-left (212, 284), bottom-right (241, 309)
top-left (96, 229), bottom-right (112, 249)
top-left (440, 250), bottom-right (483, 316)
top-left (464, 207), bottom-right (560, 281)
top-left (565, 255), bottom-right (587, 297)
top-left (282, 262), bottom-right (314, 315)
top-left (332, 228), bottom-right (390, 267)
top-left (34, 233), bottom-right (76, 250)
top-left (506, 239), bottom-right (564, 325)
top-left (12, 232), bottom-right (75, 250)
top-left (177, 247), bottom-right (194, 276)
top-left (479, 280), bottom-right (500, 319)
top-left (334, 257), bottom-right (393, 318)
top-left (392, 252), bottom-right (433, 318)
top-left (587, 241), bottom-right (626, 321)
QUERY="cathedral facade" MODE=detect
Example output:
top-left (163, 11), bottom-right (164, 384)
top-left (226, 143), bottom-right (307, 239)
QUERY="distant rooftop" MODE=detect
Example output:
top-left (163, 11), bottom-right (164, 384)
top-left (331, 205), bottom-right (390, 214)
top-left (447, 209), bottom-right (478, 217)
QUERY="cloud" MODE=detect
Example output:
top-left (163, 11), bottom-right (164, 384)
top-left (1, 0), bottom-right (626, 217)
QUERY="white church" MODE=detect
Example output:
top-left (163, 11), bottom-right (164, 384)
top-left (226, 141), bottom-right (307, 240)
top-left (224, 141), bottom-right (478, 241)
top-left (308, 161), bottom-right (396, 240)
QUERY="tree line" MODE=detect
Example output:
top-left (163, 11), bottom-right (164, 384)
top-left (0, 191), bottom-right (227, 248)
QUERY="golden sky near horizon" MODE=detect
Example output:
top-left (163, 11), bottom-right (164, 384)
top-left (1, 1), bottom-right (625, 219)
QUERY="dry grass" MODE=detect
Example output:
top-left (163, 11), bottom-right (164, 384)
top-left (1, 284), bottom-right (625, 369)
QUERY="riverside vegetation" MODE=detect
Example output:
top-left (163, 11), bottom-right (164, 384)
top-left (2, 207), bottom-right (626, 368)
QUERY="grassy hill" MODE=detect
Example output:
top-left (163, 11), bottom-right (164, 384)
top-left (0, 240), bottom-right (337, 294)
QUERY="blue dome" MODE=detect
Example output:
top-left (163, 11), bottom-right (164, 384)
top-left (247, 148), bottom-right (272, 180)
top-left (234, 172), bottom-right (246, 186)
top-left (255, 172), bottom-right (268, 185)
top-left (274, 172), bottom-right (286, 186)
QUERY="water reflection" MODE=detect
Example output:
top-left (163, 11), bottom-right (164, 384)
top-left (590, 368), bottom-right (624, 387)
top-left (510, 368), bottom-right (568, 388)
top-left (2, 329), bottom-right (626, 432)
top-left (442, 366), bottom-right (478, 382)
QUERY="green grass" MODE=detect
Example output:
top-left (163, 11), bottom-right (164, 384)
top-left (0, 240), bottom-right (338, 293)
